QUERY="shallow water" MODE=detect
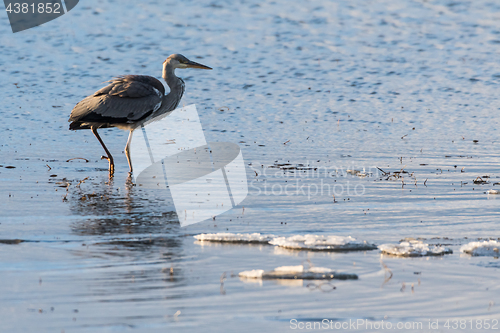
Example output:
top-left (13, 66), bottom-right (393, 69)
top-left (1, 0), bottom-right (499, 332)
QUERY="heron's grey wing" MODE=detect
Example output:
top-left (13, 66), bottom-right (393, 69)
top-left (69, 78), bottom-right (163, 128)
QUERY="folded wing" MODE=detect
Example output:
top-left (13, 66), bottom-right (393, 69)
top-left (69, 75), bottom-right (165, 130)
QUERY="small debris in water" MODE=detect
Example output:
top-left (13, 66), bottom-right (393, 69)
top-left (268, 161), bottom-right (317, 172)
top-left (473, 176), bottom-right (489, 185)
top-left (0, 239), bottom-right (24, 245)
top-left (377, 166), bottom-right (415, 184)
top-left (460, 240), bottom-right (500, 257)
top-left (66, 157), bottom-right (90, 163)
top-left (76, 177), bottom-right (89, 188)
top-left (346, 169), bottom-right (369, 177)
top-left (379, 240), bottom-right (452, 257)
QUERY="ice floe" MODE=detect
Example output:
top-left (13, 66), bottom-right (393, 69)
top-left (460, 240), bottom-right (500, 257)
top-left (269, 235), bottom-right (377, 251)
top-left (379, 240), bottom-right (453, 257)
top-left (239, 265), bottom-right (358, 280)
top-left (194, 233), bottom-right (377, 251)
top-left (238, 269), bottom-right (265, 278)
top-left (194, 233), bottom-right (275, 244)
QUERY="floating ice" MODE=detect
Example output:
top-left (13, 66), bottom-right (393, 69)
top-left (309, 266), bottom-right (334, 273)
top-left (194, 233), bottom-right (378, 252)
top-left (239, 265), bottom-right (357, 280)
top-left (274, 265), bottom-right (304, 272)
top-left (269, 235), bottom-right (377, 251)
top-left (487, 190), bottom-right (500, 195)
top-left (460, 240), bottom-right (500, 257)
top-left (379, 240), bottom-right (452, 257)
top-left (238, 269), bottom-right (264, 278)
top-left (194, 232), bottom-right (275, 243)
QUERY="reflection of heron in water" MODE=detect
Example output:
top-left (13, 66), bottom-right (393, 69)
top-left (68, 54), bottom-right (212, 176)
top-left (68, 177), bottom-right (180, 234)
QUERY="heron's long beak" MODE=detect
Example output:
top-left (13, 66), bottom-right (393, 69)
top-left (186, 60), bottom-right (212, 70)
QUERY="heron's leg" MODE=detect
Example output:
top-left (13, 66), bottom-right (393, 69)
top-left (125, 130), bottom-right (134, 174)
top-left (91, 125), bottom-right (114, 176)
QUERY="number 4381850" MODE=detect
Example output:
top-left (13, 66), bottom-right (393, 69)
top-left (5, 3), bottom-right (61, 14)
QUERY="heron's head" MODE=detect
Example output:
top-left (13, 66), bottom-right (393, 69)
top-left (163, 54), bottom-right (212, 70)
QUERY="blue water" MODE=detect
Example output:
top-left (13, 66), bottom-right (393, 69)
top-left (0, 0), bottom-right (499, 332)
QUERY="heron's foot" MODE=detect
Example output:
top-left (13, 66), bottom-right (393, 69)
top-left (99, 156), bottom-right (114, 176)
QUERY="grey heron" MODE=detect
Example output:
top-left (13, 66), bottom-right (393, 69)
top-left (69, 54), bottom-right (212, 176)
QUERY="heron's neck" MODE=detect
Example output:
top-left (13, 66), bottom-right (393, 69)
top-left (163, 66), bottom-right (180, 90)
top-left (160, 66), bottom-right (185, 112)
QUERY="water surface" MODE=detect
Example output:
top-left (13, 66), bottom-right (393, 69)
top-left (1, 0), bottom-right (499, 331)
